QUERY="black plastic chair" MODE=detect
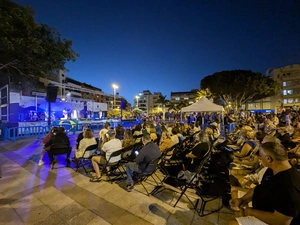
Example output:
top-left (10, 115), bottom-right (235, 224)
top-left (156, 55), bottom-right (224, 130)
top-left (151, 148), bottom-right (214, 210)
top-left (49, 143), bottom-right (72, 169)
top-left (133, 156), bottom-right (161, 196)
top-left (101, 149), bottom-right (125, 183)
top-left (75, 144), bottom-right (98, 174)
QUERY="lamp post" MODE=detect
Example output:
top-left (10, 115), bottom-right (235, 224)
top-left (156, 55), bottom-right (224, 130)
top-left (112, 84), bottom-right (118, 109)
top-left (135, 95), bottom-right (140, 108)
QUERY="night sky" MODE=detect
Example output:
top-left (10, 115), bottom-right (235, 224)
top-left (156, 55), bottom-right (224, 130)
top-left (15, 0), bottom-right (300, 104)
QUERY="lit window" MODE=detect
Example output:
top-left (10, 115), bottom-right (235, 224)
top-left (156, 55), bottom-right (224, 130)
top-left (295, 98), bottom-right (299, 103)
top-left (283, 99), bottom-right (287, 104)
top-left (283, 90), bottom-right (287, 95)
top-left (288, 98), bottom-right (294, 103)
top-left (283, 82), bottom-right (286, 86)
top-left (175, 97), bottom-right (180, 100)
top-left (184, 97), bottom-right (189, 100)
top-left (287, 90), bottom-right (293, 95)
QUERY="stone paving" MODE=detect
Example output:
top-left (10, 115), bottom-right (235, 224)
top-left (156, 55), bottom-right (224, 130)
top-left (0, 134), bottom-right (235, 225)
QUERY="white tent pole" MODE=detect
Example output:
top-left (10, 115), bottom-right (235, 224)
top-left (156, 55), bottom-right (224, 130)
top-left (180, 110), bottom-right (182, 123)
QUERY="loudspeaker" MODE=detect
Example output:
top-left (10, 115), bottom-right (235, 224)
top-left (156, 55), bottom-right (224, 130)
top-left (46, 86), bottom-right (58, 102)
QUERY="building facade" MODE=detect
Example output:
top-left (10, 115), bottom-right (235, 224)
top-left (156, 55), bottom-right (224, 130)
top-left (170, 89), bottom-right (197, 104)
top-left (268, 64), bottom-right (300, 111)
top-left (0, 70), bottom-right (131, 125)
top-left (134, 90), bottom-right (163, 115)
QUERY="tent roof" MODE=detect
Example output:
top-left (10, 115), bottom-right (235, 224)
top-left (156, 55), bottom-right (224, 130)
top-left (181, 97), bottom-right (224, 112)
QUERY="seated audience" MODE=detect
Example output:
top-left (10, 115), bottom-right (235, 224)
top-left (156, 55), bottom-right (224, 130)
top-left (75, 126), bottom-right (88, 150)
top-left (126, 133), bottom-right (161, 192)
top-left (149, 124), bottom-right (158, 141)
top-left (122, 129), bottom-right (135, 148)
top-left (90, 129), bottom-right (122, 182)
top-left (75, 129), bottom-right (97, 158)
top-left (183, 131), bottom-right (210, 171)
top-left (159, 131), bottom-right (174, 153)
top-left (115, 124), bottom-right (125, 140)
top-left (44, 127), bottom-right (71, 167)
top-left (229, 141), bottom-right (300, 225)
top-left (39, 127), bottom-right (58, 166)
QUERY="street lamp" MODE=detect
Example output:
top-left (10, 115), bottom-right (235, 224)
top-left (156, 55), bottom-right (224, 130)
top-left (112, 84), bottom-right (118, 109)
top-left (135, 95), bottom-right (140, 108)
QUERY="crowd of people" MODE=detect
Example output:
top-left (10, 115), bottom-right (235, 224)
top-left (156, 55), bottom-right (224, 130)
top-left (38, 110), bottom-right (300, 224)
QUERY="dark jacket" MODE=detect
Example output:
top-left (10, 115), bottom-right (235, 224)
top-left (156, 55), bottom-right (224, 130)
top-left (45, 133), bottom-right (70, 148)
top-left (135, 141), bottom-right (161, 173)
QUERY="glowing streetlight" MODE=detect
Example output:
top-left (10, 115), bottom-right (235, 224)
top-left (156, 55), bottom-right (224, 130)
top-left (135, 95), bottom-right (140, 108)
top-left (112, 84), bottom-right (118, 109)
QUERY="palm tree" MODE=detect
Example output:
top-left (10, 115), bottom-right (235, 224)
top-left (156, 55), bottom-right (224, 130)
top-left (155, 95), bottom-right (169, 120)
top-left (168, 102), bottom-right (178, 112)
top-left (195, 88), bottom-right (214, 101)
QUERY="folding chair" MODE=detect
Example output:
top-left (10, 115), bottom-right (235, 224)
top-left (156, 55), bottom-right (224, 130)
top-left (133, 156), bottom-right (161, 196)
top-left (151, 148), bottom-right (213, 210)
top-left (49, 143), bottom-right (72, 169)
top-left (101, 149), bottom-right (125, 183)
top-left (75, 144), bottom-right (98, 174)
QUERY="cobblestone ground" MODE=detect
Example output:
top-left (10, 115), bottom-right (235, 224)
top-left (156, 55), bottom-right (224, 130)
top-left (0, 134), bottom-right (234, 225)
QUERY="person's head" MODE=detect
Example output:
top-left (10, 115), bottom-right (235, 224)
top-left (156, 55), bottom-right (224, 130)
top-left (255, 130), bottom-right (267, 143)
top-left (241, 130), bottom-right (256, 140)
top-left (142, 133), bottom-right (151, 145)
top-left (106, 129), bottom-right (116, 139)
top-left (124, 129), bottom-right (133, 139)
top-left (83, 125), bottom-right (88, 133)
top-left (135, 124), bottom-right (142, 131)
top-left (172, 127), bottom-right (179, 135)
top-left (104, 122), bottom-right (111, 129)
top-left (57, 127), bottom-right (65, 134)
top-left (259, 142), bottom-right (288, 168)
top-left (162, 131), bottom-right (170, 140)
top-left (84, 129), bottom-right (94, 139)
top-left (198, 131), bottom-right (209, 143)
top-left (50, 127), bottom-right (58, 137)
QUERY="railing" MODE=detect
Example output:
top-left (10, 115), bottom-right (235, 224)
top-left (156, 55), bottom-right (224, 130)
top-left (3, 126), bottom-right (51, 142)
top-left (2, 121), bottom-right (236, 142)
top-left (2, 120), bottom-right (141, 142)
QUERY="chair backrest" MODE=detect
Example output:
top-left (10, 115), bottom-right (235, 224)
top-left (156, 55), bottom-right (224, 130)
top-left (51, 143), bottom-right (70, 149)
top-left (107, 149), bottom-right (123, 164)
top-left (141, 156), bottom-right (161, 175)
top-left (50, 143), bottom-right (71, 155)
top-left (85, 144), bottom-right (98, 151)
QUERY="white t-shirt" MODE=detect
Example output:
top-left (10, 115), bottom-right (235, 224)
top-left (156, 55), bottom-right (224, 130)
top-left (102, 138), bottom-right (122, 163)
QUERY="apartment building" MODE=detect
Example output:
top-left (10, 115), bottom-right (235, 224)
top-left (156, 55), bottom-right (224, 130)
top-left (134, 90), bottom-right (163, 115)
top-left (267, 64), bottom-right (300, 111)
top-left (170, 89), bottom-right (197, 104)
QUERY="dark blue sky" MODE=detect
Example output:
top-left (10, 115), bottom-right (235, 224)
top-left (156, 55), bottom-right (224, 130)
top-left (16, 0), bottom-right (300, 104)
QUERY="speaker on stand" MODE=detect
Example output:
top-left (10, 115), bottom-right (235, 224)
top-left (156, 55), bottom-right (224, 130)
top-left (46, 85), bottom-right (58, 126)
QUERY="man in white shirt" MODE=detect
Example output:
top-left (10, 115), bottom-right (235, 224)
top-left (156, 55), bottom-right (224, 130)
top-left (90, 129), bottom-right (122, 182)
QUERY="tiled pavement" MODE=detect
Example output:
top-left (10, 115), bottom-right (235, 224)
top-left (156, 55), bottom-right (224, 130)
top-left (0, 134), bottom-right (235, 225)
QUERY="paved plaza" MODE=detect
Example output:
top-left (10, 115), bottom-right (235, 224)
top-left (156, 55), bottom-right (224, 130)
top-left (0, 134), bottom-right (235, 225)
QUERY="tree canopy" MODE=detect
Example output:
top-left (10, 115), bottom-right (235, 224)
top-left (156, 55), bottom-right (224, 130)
top-left (201, 70), bottom-right (281, 111)
top-left (195, 88), bottom-right (215, 101)
top-left (0, 0), bottom-right (79, 76)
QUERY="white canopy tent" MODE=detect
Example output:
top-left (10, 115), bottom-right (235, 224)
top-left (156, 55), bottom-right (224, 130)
top-left (181, 97), bottom-right (224, 112)
top-left (180, 97), bottom-right (224, 125)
